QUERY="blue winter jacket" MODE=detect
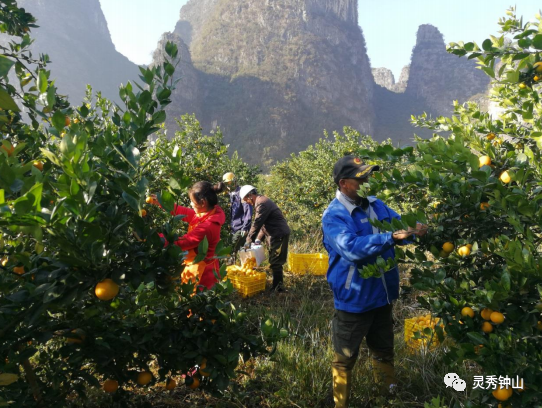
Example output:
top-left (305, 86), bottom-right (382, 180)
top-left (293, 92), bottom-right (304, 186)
top-left (322, 191), bottom-right (401, 313)
top-left (229, 186), bottom-right (253, 233)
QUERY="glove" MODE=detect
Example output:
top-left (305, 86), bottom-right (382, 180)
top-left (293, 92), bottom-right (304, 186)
top-left (254, 239), bottom-right (261, 245)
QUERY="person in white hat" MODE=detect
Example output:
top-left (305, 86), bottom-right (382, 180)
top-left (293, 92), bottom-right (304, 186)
top-left (222, 172), bottom-right (252, 262)
top-left (240, 185), bottom-right (290, 292)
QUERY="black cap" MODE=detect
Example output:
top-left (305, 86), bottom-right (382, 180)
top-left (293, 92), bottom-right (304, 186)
top-left (333, 155), bottom-right (380, 185)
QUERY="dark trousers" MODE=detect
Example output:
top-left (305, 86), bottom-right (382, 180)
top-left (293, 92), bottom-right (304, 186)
top-left (331, 304), bottom-right (394, 372)
top-left (268, 234), bottom-right (289, 289)
top-left (231, 230), bottom-right (247, 262)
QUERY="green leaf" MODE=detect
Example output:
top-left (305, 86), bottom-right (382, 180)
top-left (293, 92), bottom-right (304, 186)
top-left (38, 69), bottom-right (48, 93)
top-left (158, 190), bottom-right (175, 213)
top-left (0, 373), bottom-right (19, 386)
top-left (532, 34), bottom-right (542, 49)
top-left (482, 39), bottom-right (493, 51)
top-left (52, 110), bottom-right (66, 130)
top-left (466, 332), bottom-right (488, 346)
top-left (0, 88), bottom-right (20, 112)
top-left (122, 191), bottom-right (140, 211)
top-left (192, 236), bottom-right (209, 264)
top-left (500, 271), bottom-right (511, 292)
top-left (0, 55), bottom-right (15, 77)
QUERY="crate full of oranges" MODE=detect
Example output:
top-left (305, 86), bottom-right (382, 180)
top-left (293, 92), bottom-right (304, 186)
top-left (404, 314), bottom-right (444, 353)
top-left (225, 257), bottom-right (266, 297)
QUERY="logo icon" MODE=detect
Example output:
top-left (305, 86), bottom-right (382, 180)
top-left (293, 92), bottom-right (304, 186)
top-left (444, 373), bottom-right (467, 391)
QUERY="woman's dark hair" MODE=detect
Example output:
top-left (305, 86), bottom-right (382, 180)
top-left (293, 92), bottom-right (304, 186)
top-left (189, 181), bottom-right (226, 208)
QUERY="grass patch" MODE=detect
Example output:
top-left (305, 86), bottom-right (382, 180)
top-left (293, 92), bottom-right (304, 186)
top-left (70, 271), bottom-right (475, 407)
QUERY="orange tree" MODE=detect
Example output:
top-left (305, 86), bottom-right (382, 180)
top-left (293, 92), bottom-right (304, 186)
top-left (263, 128), bottom-right (411, 243)
top-left (367, 8), bottom-right (542, 407)
top-left (142, 116), bottom-right (260, 245)
top-left (0, 3), bottom-right (280, 407)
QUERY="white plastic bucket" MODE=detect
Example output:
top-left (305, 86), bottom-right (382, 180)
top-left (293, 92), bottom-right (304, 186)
top-left (239, 245), bottom-right (265, 266)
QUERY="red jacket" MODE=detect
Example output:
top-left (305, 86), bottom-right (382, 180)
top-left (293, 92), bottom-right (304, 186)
top-left (171, 204), bottom-right (226, 289)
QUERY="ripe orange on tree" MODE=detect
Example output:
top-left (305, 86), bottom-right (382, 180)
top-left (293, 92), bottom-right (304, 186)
top-left (139, 209), bottom-right (147, 217)
top-left (461, 307), bottom-right (474, 318)
top-left (492, 386), bottom-right (513, 401)
top-left (32, 161), bottom-right (44, 171)
top-left (1, 144), bottom-right (15, 156)
top-left (480, 308), bottom-right (493, 320)
top-left (13, 266), bottom-right (25, 275)
top-left (486, 132), bottom-right (496, 140)
top-left (442, 242), bottom-right (455, 253)
top-left (457, 245), bottom-right (471, 257)
top-left (480, 202), bottom-right (490, 211)
top-left (103, 379), bottom-right (118, 393)
top-left (534, 61), bottom-right (542, 72)
top-left (500, 171), bottom-right (511, 184)
top-left (94, 278), bottom-right (119, 301)
top-left (64, 116), bottom-right (71, 127)
top-left (490, 311), bottom-right (505, 324)
top-left (136, 371), bottom-right (153, 386)
top-left (482, 321), bottom-right (493, 333)
top-left (479, 155), bottom-right (491, 167)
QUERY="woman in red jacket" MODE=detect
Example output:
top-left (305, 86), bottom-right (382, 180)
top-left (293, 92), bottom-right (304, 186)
top-left (159, 181), bottom-right (226, 290)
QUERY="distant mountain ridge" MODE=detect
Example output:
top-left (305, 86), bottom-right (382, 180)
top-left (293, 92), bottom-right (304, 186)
top-left (3, 0), bottom-right (140, 105)
top-left (2, 0), bottom-right (490, 166)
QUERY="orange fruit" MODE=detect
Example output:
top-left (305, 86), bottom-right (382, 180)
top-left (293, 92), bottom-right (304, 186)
top-left (145, 196), bottom-right (154, 204)
top-left (13, 266), bottom-right (25, 275)
top-left (442, 242), bottom-right (455, 253)
top-left (1, 144), bottom-right (15, 156)
top-left (490, 311), bottom-right (505, 324)
top-left (95, 278), bottom-right (119, 301)
top-left (199, 358), bottom-right (210, 376)
top-left (519, 83), bottom-right (526, 89)
top-left (140, 209), bottom-right (147, 217)
top-left (479, 156), bottom-right (491, 167)
top-left (466, 244), bottom-right (473, 250)
top-left (103, 379), bottom-right (118, 393)
top-left (535, 61), bottom-right (542, 72)
top-left (482, 321), bottom-right (493, 333)
top-left (486, 132), bottom-right (495, 140)
top-left (65, 116), bottom-right (71, 127)
top-left (136, 371), bottom-right (152, 386)
top-left (66, 329), bottom-right (86, 344)
top-left (492, 386), bottom-right (513, 401)
top-left (534, 75), bottom-right (540, 82)
top-left (165, 378), bottom-right (176, 390)
top-left (500, 171), bottom-right (511, 184)
top-left (0, 256), bottom-right (8, 267)
top-left (32, 161), bottom-right (44, 171)
top-left (480, 202), bottom-right (490, 211)
top-left (457, 246), bottom-right (471, 257)
top-left (187, 375), bottom-right (200, 389)
top-left (480, 308), bottom-right (493, 320)
top-left (461, 307), bottom-right (474, 318)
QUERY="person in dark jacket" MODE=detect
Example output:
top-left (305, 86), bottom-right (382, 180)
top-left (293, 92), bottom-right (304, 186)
top-left (223, 172), bottom-right (252, 262)
top-left (322, 155), bottom-right (427, 408)
top-left (240, 185), bottom-right (290, 292)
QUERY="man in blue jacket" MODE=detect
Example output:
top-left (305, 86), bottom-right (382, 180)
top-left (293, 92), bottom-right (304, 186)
top-left (322, 156), bottom-right (427, 408)
top-left (223, 172), bottom-right (252, 262)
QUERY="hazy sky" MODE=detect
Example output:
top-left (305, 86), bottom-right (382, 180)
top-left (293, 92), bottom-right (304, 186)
top-left (100, 1), bottom-right (541, 80)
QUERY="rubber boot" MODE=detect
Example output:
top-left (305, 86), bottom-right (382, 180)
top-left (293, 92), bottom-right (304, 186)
top-left (372, 359), bottom-right (396, 390)
top-left (332, 367), bottom-right (352, 408)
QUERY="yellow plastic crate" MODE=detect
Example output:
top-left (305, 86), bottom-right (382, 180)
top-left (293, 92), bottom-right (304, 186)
top-left (287, 253), bottom-right (328, 275)
top-left (404, 315), bottom-right (443, 353)
top-left (233, 272), bottom-right (267, 297)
